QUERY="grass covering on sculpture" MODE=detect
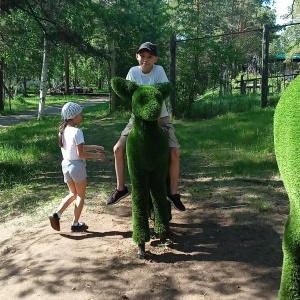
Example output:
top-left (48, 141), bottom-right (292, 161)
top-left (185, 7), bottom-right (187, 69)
top-left (274, 75), bottom-right (300, 299)
top-left (111, 77), bottom-right (172, 258)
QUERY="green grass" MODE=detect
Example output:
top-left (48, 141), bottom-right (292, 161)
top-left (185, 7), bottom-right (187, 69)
top-left (0, 94), bottom-right (91, 115)
top-left (0, 98), bottom-right (282, 224)
top-left (176, 107), bottom-right (277, 178)
top-left (190, 92), bottom-right (280, 119)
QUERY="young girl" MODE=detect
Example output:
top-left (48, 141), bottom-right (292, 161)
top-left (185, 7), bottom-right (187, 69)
top-left (49, 102), bottom-right (105, 232)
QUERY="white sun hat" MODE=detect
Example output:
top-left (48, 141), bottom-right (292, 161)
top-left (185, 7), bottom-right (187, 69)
top-left (61, 102), bottom-right (82, 120)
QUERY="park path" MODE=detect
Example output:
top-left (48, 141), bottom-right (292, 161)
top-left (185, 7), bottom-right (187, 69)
top-left (0, 96), bottom-right (109, 128)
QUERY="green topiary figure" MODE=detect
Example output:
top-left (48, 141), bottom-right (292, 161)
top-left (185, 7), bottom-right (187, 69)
top-left (274, 75), bottom-right (300, 299)
top-left (111, 76), bottom-right (172, 258)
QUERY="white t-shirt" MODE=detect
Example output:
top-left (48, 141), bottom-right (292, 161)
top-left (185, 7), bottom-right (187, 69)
top-left (61, 126), bottom-right (85, 160)
top-left (126, 65), bottom-right (169, 117)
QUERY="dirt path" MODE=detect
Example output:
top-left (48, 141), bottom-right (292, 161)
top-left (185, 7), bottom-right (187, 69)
top-left (0, 184), bottom-right (286, 300)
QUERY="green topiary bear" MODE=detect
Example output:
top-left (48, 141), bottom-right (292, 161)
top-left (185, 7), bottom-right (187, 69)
top-left (274, 75), bottom-right (300, 299)
top-left (111, 76), bottom-right (172, 258)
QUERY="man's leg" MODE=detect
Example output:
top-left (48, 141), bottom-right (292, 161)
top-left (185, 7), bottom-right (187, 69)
top-left (169, 147), bottom-right (180, 195)
top-left (159, 116), bottom-right (185, 212)
top-left (167, 146), bottom-right (185, 211)
top-left (107, 135), bottom-right (130, 205)
top-left (114, 136), bottom-right (127, 191)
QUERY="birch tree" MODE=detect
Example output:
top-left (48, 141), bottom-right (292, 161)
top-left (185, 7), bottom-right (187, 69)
top-left (38, 33), bottom-right (49, 120)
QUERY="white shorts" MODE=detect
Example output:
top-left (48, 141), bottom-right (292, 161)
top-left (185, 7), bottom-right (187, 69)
top-left (61, 159), bottom-right (87, 183)
top-left (121, 115), bottom-right (180, 148)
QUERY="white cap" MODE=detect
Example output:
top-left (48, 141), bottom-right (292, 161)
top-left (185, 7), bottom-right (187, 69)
top-left (61, 102), bottom-right (82, 120)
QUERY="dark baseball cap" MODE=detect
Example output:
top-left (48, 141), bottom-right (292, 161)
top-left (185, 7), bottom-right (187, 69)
top-left (137, 42), bottom-right (157, 57)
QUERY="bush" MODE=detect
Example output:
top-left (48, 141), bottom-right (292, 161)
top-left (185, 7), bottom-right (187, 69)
top-left (188, 92), bottom-right (280, 119)
top-left (14, 94), bottom-right (26, 103)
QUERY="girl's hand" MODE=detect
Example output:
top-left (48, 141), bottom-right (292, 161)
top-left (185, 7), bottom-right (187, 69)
top-left (95, 145), bottom-right (104, 152)
top-left (98, 153), bottom-right (106, 161)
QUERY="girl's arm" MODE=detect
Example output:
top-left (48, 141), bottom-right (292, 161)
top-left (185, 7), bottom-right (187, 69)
top-left (84, 145), bottom-right (104, 152)
top-left (77, 143), bottom-right (105, 160)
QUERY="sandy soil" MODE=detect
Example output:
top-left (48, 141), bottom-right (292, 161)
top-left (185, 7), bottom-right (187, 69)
top-left (0, 188), bottom-right (286, 300)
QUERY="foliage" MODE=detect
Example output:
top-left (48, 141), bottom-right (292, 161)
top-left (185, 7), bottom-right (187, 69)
top-left (274, 75), bottom-right (300, 299)
top-left (190, 93), bottom-right (257, 119)
top-left (180, 90), bottom-right (279, 119)
top-left (14, 94), bottom-right (25, 103)
top-left (167, 0), bottom-right (276, 118)
top-left (0, 0), bottom-right (281, 116)
top-left (1, 10), bottom-right (43, 82)
top-left (269, 2), bottom-right (300, 66)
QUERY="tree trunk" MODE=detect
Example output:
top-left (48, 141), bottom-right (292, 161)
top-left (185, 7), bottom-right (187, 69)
top-left (0, 57), bottom-right (4, 111)
top-left (169, 34), bottom-right (176, 117)
top-left (109, 40), bottom-right (117, 112)
top-left (22, 77), bottom-right (27, 96)
top-left (38, 33), bottom-right (49, 120)
top-left (73, 57), bottom-right (78, 94)
top-left (65, 47), bottom-right (70, 95)
top-left (261, 24), bottom-right (269, 108)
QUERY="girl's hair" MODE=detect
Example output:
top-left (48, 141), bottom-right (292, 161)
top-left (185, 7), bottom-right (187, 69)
top-left (58, 120), bottom-right (68, 148)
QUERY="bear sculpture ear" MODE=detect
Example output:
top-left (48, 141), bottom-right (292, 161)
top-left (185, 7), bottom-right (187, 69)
top-left (111, 77), bottom-right (139, 99)
top-left (154, 82), bottom-right (172, 99)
